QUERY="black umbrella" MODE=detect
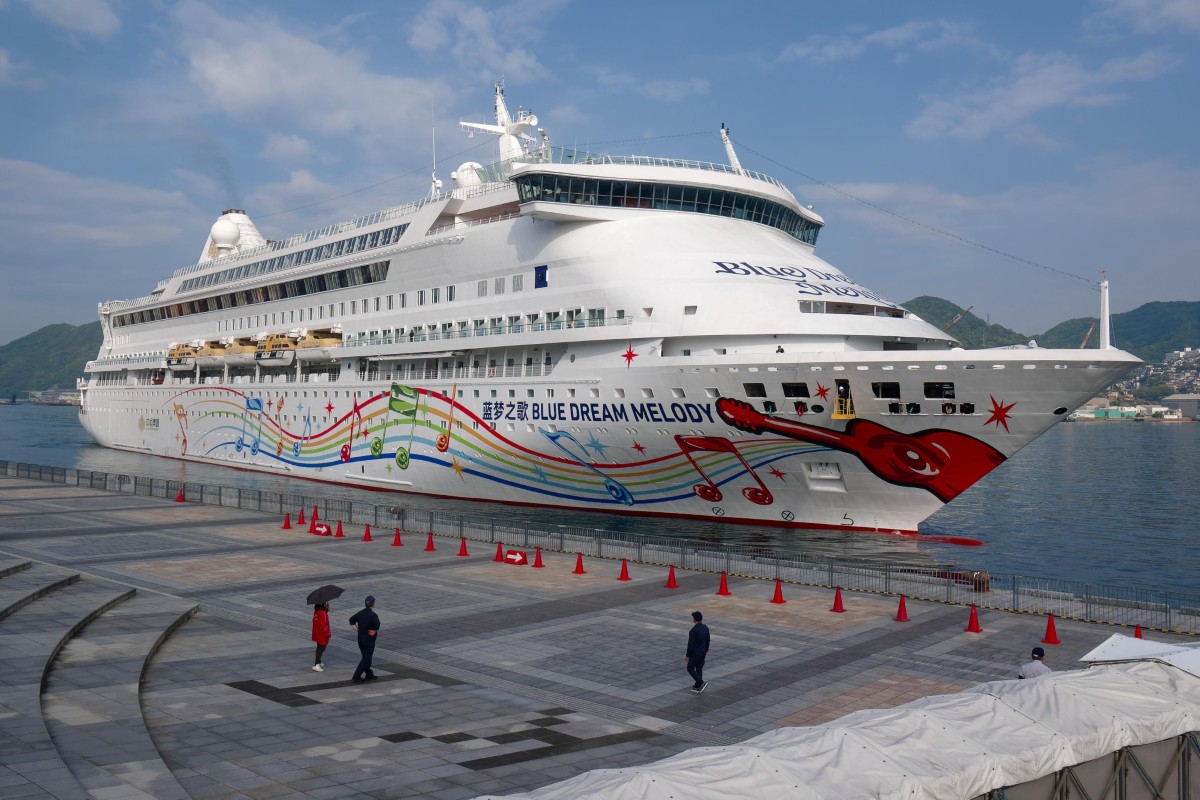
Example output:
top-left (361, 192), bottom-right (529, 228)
top-left (306, 584), bottom-right (345, 605)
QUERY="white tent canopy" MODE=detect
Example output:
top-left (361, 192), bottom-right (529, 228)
top-left (482, 660), bottom-right (1200, 800)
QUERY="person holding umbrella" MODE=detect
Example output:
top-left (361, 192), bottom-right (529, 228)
top-left (306, 585), bottom-right (344, 673)
top-left (349, 595), bottom-right (380, 683)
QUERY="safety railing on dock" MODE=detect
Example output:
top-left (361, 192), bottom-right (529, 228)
top-left (4, 459), bottom-right (1197, 636)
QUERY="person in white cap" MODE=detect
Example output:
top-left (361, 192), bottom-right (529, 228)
top-left (1018, 646), bottom-right (1051, 679)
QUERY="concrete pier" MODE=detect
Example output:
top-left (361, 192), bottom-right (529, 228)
top-left (0, 475), bottom-right (1189, 799)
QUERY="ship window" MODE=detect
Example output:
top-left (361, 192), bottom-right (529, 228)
top-left (671, 388), bottom-right (685, 398)
top-left (642, 388), bottom-right (654, 398)
top-left (512, 274), bottom-right (523, 292)
top-left (431, 287), bottom-right (440, 304)
top-left (684, 306), bottom-right (697, 315)
top-left (614, 388), bottom-right (625, 399)
top-left (477, 280), bottom-right (487, 297)
top-left (743, 382), bottom-right (767, 398)
top-left (763, 401), bottom-right (776, 413)
top-left (872, 382), bottom-right (901, 399)
top-left (534, 265), bottom-right (548, 288)
top-left (782, 382), bottom-right (809, 398)
top-left (494, 277), bottom-right (505, 295)
top-left (418, 290), bottom-right (426, 306)
top-left (446, 286), bottom-right (455, 302)
top-left (924, 382), bottom-right (955, 399)
top-left (705, 388), bottom-right (720, 398)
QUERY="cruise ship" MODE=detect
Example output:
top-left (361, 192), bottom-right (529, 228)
top-left (78, 84), bottom-right (1141, 534)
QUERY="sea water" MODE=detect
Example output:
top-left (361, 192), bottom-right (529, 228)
top-left (1, 404), bottom-right (1195, 593)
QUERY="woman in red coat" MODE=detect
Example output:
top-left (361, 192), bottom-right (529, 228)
top-left (312, 602), bottom-right (331, 671)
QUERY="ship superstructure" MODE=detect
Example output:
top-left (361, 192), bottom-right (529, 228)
top-left (78, 83), bottom-right (1140, 534)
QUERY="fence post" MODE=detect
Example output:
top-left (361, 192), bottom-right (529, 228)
top-left (885, 562), bottom-right (891, 595)
top-left (1012, 576), bottom-right (1020, 611)
top-left (1084, 585), bottom-right (1092, 621)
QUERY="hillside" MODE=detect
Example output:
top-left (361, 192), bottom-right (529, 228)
top-left (0, 322), bottom-right (102, 401)
top-left (901, 297), bottom-right (1200, 363)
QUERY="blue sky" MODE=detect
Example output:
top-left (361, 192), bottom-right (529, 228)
top-left (1, 0), bottom-right (1197, 346)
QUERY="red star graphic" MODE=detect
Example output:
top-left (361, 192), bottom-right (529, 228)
top-left (768, 466), bottom-right (787, 481)
top-left (984, 396), bottom-right (1016, 433)
top-left (622, 342), bottom-right (637, 367)
top-left (632, 441), bottom-right (646, 455)
top-left (325, 401), bottom-right (334, 415)
top-left (359, 426), bottom-right (369, 440)
top-left (815, 383), bottom-right (830, 401)
top-left (266, 398), bottom-right (274, 410)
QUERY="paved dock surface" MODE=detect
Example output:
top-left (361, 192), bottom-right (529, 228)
top-left (0, 475), bottom-right (1188, 799)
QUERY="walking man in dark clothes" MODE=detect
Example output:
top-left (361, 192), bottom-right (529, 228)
top-left (349, 595), bottom-right (380, 682)
top-left (686, 610), bottom-right (710, 693)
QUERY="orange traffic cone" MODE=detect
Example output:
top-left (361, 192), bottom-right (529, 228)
top-left (1134, 624), bottom-right (1143, 639)
top-left (664, 565), bottom-right (679, 589)
top-left (894, 595), bottom-right (909, 622)
top-left (282, 513), bottom-right (292, 530)
top-left (618, 559), bottom-right (631, 581)
top-left (391, 528), bottom-right (403, 547)
top-left (334, 521), bottom-right (344, 538)
top-left (965, 604), bottom-right (982, 633)
top-left (175, 488), bottom-right (185, 502)
top-left (424, 532), bottom-right (436, 551)
top-left (362, 524), bottom-right (373, 543)
top-left (1042, 614), bottom-right (1061, 645)
top-left (572, 553), bottom-right (586, 574)
top-left (312, 505), bottom-right (319, 521)
top-left (308, 515), bottom-right (317, 534)
top-left (457, 537), bottom-right (470, 557)
top-left (716, 572), bottom-right (731, 596)
top-left (532, 547), bottom-right (545, 568)
top-left (493, 542), bottom-right (504, 563)
top-left (770, 579), bottom-right (786, 604)
top-left (830, 586), bottom-right (845, 613)
top-left (297, 509), bottom-right (306, 525)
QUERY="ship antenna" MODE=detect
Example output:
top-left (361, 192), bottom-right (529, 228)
top-left (428, 102), bottom-right (443, 199)
top-left (1098, 270), bottom-right (1112, 350)
top-left (720, 123), bottom-right (745, 176)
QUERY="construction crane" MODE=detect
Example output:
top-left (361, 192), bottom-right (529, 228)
top-left (1079, 320), bottom-right (1097, 348)
top-left (944, 305), bottom-right (974, 331)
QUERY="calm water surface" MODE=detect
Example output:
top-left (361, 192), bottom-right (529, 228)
top-left (1, 404), bottom-right (1195, 593)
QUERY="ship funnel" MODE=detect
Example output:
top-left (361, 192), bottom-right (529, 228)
top-left (1098, 274), bottom-right (1112, 350)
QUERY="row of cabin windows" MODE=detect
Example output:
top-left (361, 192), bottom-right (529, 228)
top-left (180, 224), bottom-right (408, 292)
top-left (114, 263), bottom-right (553, 331)
top-left (513, 174), bottom-right (821, 246)
top-left (742, 381), bottom-right (957, 400)
top-left (113, 261), bottom-right (390, 328)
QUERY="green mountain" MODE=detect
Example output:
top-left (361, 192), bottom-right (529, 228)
top-left (901, 297), bottom-right (1200, 363)
top-left (0, 321), bottom-right (102, 401)
top-left (900, 296), bottom-right (1027, 349)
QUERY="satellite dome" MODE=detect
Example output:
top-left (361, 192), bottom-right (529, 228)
top-left (210, 218), bottom-right (240, 249)
top-left (453, 162), bottom-right (485, 189)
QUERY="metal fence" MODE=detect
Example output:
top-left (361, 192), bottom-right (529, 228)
top-left (4, 459), bottom-right (1197, 635)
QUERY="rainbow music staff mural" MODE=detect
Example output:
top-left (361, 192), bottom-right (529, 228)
top-left (160, 382), bottom-right (1006, 513)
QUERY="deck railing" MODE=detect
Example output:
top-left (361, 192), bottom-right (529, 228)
top-left (3, 459), bottom-right (1196, 635)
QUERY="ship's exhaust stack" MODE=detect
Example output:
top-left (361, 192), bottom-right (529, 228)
top-left (1098, 272), bottom-right (1112, 350)
top-left (198, 209), bottom-right (266, 263)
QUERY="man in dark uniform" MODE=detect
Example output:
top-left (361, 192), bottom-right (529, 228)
top-left (685, 610), bottom-right (710, 693)
top-left (349, 595), bottom-right (380, 682)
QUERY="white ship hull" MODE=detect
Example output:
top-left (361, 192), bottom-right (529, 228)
top-left (78, 85), bottom-right (1140, 535)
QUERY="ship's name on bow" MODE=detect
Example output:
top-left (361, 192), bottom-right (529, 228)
top-left (713, 260), bottom-right (898, 306)
top-left (482, 401), bottom-right (714, 424)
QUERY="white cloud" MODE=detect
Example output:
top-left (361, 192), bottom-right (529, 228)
top-left (0, 48), bottom-right (33, 87)
top-left (172, 1), bottom-right (449, 151)
top-left (409, 0), bottom-right (561, 83)
top-left (780, 20), bottom-right (999, 64)
top-left (1086, 0), bottom-right (1200, 35)
top-left (905, 49), bottom-right (1178, 141)
top-left (261, 133), bottom-right (314, 163)
top-left (589, 67), bottom-right (709, 102)
top-left (0, 158), bottom-right (193, 248)
top-left (17, 0), bottom-right (119, 38)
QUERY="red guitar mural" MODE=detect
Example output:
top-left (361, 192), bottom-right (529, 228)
top-left (715, 398), bottom-right (1006, 503)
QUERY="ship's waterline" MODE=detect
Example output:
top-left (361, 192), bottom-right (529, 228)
top-left (78, 82), bottom-right (1140, 534)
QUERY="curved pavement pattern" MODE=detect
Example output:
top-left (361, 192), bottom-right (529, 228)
top-left (0, 475), bottom-right (1189, 799)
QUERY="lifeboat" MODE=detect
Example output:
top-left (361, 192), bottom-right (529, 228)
top-left (222, 335), bottom-right (259, 367)
top-left (295, 326), bottom-right (344, 363)
top-left (255, 331), bottom-right (298, 368)
top-left (166, 342), bottom-right (197, 372)
top-left (194, 339), bottom-right (228, 369)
